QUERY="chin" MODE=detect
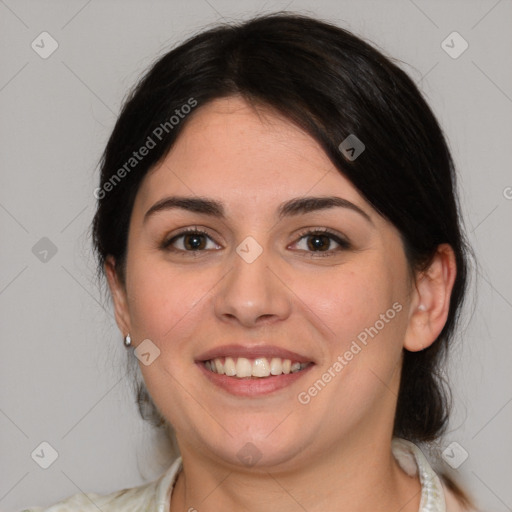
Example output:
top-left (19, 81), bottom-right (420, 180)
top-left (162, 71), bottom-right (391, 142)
top-left (198, 422), bottom-right (312, 471)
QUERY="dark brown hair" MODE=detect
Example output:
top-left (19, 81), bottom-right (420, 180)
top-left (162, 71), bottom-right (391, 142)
top-left (92, 11), bottom-right (475, 503)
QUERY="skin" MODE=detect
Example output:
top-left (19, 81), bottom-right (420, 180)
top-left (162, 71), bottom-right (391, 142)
top-left (106, 96), bottom-right (457, 511)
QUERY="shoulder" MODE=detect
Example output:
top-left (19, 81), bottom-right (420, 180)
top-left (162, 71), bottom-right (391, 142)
top-left (19, 483), bottom-right (158, 512)
top-left (442, 482), bottom-right (480, 512)
top-left (392, 438), bottom-right (480, 512)
top-left (20, 458), bottom-right (182, 512)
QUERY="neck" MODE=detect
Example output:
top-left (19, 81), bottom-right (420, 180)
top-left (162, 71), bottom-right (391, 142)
top-left (170, 431), bottom-right (422, 512)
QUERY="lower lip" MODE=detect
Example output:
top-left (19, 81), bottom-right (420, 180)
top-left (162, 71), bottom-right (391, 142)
top-left (197, 362), bottom-right (314, 397)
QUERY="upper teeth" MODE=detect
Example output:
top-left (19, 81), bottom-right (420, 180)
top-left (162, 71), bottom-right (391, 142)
top-left (204, 357), bottom-right (309, 378)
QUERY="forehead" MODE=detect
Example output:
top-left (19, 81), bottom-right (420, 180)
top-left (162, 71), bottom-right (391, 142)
top-left (134, 96), bottom-right (369, 218)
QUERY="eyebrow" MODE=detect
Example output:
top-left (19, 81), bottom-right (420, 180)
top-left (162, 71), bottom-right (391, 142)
top-left (143, 195), bottom-right (373, 225)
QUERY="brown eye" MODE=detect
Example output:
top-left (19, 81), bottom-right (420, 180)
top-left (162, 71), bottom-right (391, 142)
top-left (292, 229), bottom-right (351, 256)
top-left (161, 228), bottom-right (221, 252)
top-left (183, 233), bottom-right (207, 250)
top-left (305, 234), bottom-right (332, 251)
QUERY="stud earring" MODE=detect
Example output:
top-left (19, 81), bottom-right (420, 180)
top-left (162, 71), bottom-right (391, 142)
top-left (124, 334), bottom-right (132, 347)
top-left (418, 304), bottom-right (426, 311)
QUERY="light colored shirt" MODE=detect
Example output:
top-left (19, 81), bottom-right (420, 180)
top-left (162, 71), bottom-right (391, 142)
top-left (21, 438), bottom-right (471, 511)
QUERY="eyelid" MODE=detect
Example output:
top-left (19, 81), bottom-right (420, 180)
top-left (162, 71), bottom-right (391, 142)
top-left (160, 226), bottom-right (220, 250)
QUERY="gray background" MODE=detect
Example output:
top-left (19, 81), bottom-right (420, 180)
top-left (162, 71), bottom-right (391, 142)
top-left (1, 0), bottom-right (511, 510)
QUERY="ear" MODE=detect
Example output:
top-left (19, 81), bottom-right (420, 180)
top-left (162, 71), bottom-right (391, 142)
top-left (105, 255), bottom-right (131, 337)
top-left (403, 243), bottom-right (457, 352)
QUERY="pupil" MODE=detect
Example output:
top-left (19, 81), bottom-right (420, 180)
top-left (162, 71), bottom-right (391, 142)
top-left (309, 235), bottom-right (328, 251)
top-left (185, 234), bottom-right (205, 250)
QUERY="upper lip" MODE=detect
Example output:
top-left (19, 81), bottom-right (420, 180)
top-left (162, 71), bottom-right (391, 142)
top-left (196, 344), bottom-right (313, 364)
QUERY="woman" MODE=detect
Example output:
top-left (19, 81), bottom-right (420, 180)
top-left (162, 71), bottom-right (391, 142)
top-left (24, 12), bottom-right (478, 512)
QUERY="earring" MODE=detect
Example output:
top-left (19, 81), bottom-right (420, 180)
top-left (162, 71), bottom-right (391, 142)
top-left (418, 304), bottom-right (426, 311)
top-left (124, 334), bottom-right (132, 347)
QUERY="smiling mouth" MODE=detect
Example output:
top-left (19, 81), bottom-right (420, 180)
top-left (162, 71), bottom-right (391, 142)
top-left (203, 357), bottom-right (312, 379)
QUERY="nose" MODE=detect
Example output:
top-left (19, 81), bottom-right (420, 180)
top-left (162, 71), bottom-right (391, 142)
top-left (213, 240), bottom-right (292, 328)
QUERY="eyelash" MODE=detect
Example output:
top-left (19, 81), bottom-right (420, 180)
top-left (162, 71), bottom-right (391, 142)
top-left (161, 227), bottom-right (351, 257)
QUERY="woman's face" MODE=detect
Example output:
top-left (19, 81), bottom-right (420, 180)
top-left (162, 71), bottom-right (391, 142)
top-left (111, 96), bottom-right (420, 470)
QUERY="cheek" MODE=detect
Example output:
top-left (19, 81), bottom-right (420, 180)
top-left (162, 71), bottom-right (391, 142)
top-left (125, 261), bottom-right (212, 421)
top-left (296, 264), bottom-right (406, 414)
top-left (296, 261), bottom-right (399, 351)
top-left (125, 258), bottom-right (222, 350)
